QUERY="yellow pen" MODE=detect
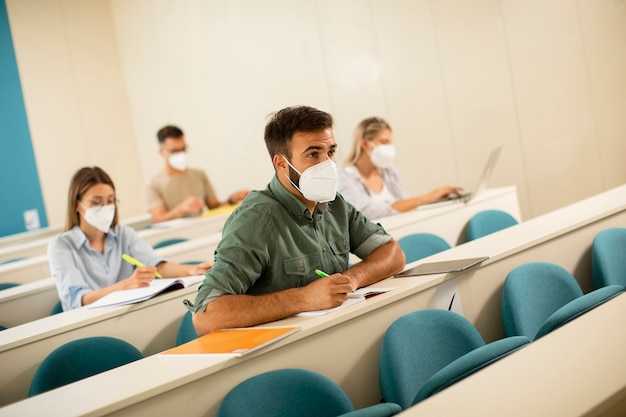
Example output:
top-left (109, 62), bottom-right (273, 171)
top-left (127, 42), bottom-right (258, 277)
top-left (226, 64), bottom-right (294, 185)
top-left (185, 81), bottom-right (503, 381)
top-left (122, 253), bottom-right (163, 278)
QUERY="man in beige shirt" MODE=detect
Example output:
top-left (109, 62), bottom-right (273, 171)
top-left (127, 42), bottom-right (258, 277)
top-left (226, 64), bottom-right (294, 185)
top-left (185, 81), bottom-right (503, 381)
top-left (146, 125), bottom-right (249, 223)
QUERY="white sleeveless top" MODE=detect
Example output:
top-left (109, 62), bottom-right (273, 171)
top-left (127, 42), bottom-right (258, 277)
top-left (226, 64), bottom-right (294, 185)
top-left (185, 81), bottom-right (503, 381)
top-left (369, 182), bottom-right (396, 206)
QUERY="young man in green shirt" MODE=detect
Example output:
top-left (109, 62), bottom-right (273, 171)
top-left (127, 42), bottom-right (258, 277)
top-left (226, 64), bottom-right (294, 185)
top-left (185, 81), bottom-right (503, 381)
top-left (188, 106), bottom-right (406, 335)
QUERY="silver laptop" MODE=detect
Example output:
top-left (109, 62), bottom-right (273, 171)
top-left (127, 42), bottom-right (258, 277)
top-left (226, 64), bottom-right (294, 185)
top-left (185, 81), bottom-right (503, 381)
top-left (395, 256), bottom-right (489, 277)
top-left (419, 146), bottom-right (502, 209)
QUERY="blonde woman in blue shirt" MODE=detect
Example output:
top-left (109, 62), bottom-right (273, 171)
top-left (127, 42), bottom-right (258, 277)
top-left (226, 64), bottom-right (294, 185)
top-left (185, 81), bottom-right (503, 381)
top-left (48, 166), bottom-right (212, 311)
top-left (338, 117), bottom-right (462, 219)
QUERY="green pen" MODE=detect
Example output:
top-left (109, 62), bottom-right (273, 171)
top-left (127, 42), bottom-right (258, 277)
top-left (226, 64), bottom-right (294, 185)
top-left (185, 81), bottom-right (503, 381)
top-left (316, 269), bottom-right (354, 292)
top-left (315, 269), bottom-right (329, 278)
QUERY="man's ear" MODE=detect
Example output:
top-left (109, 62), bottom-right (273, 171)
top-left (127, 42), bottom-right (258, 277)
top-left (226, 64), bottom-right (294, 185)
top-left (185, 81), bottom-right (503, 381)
top-left (273, 154), bottom-right (287, 173)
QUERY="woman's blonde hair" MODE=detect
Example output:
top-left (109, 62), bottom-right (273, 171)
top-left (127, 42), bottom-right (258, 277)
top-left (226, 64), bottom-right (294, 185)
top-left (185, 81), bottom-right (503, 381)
top-left (65, 167), bottom-right (119, 231)
top-left (345, 117), bottom-right (392, 165)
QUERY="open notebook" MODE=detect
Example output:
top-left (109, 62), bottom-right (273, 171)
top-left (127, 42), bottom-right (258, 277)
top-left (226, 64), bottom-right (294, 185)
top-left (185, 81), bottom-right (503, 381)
top-left (87, 275), bottom-right (205, 308)
top-left (297, 286), bottom-right (397, 317)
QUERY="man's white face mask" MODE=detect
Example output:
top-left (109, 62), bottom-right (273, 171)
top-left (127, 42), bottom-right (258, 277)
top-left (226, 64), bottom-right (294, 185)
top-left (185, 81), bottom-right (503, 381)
top-left (283, 157), bottom-right (338, 203)
top-left (168, 151), bottom-right (187, 171)
top-left (369, 144), bottom-right (396, 169)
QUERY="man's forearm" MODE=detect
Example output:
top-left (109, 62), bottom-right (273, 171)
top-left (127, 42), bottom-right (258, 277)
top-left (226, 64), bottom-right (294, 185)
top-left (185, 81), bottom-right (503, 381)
top-left (345, 239), bottom-right (406, 289)
top-left (192, 288), bottom-right (308, 335)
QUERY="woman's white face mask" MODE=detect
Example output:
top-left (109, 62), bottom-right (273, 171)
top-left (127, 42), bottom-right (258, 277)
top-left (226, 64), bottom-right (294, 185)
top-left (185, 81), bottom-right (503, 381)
top-left (168, 151), bottom-right (187, 171)
top-left (80, 204), bottom-right (116, 233)
top-left (283, 157), bottom-right (338, 203)
top-left (369, 144), bottom-right (396, 169)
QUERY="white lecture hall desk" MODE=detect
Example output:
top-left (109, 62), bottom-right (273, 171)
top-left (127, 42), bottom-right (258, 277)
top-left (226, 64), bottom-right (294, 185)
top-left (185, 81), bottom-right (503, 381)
top-left (375, 186), bottom-right (521, 246)
top-left (400, 292), bottom-right (626, 417)
top-left (0, 206), bottom-right (237, 284)
top-left (0, 213), bottom-right (152, 258)
top-left (0, 232), bottom-right (222, 328)
top-left (0, 184), bottom-right (624, 415)
top-left (0, 225), bottom-right (62, 252)
top-left (0, 206), bottom-right (237, 264)
top-left (0, 186), bottom-right (520, 326)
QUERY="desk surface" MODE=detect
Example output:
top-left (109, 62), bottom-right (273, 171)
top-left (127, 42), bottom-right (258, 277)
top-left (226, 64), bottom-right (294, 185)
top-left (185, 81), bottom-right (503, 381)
top-left (1, 185), bottom-right (624, 416)
top-left (0, 213), bottom-right (151, 262)
top-left (400, 293), bottom-right (626, 417)
top-left (375, 186), bottom-right (521, 246)
top-left (0, 206), bottom-right (234, 276)
top-left (0, 213), bottom-right (229, 285)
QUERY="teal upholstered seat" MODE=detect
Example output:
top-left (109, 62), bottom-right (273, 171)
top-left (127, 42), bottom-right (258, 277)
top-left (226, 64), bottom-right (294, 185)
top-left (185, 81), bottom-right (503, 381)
top-left (0, 282), bottom-right (20, 291)
top-left (29, 336), bottom-right (143, 396)
top-left (0, 257), bottom-right (26, 265)
top-left (466, 209), bottom-right (518, 241)
top-left (152, 238), bottom-right (187, 249)
top-left (181, 260), bottom-right (202, 265)
top-left (176, 311), bottom-right (199, 346)
top-left (414, 334), bottom-right (529, 403)
top-left (49, 301), bottom-right (63, 315)
top-left (397, 233), bottom-right (451, 264)
top-left (379, 309), bottom-right (529, 409)
top-left (502, 262), bottom-right (624, 340)
top-left (533, 285), bottom-right (624, 340)
top-left (592, 227), bottom-right (626, 289)
top-left (217, 368), bottom-right (402, 417)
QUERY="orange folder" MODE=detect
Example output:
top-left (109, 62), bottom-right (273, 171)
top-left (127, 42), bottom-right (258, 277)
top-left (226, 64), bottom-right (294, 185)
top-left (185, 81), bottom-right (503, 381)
top-left (161, 326), bottom-right (300, 357)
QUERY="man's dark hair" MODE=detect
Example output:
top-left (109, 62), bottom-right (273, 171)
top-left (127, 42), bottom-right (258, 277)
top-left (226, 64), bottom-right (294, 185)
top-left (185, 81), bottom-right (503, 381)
top-left (157, 125), bottom-right (184, 144)
top-left (264, 106), bottom-right (334, 160)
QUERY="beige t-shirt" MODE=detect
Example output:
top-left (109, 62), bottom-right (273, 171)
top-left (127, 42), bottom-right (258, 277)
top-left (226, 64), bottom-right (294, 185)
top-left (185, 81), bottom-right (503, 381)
top-left (147, 168), bottom-right (217, 211)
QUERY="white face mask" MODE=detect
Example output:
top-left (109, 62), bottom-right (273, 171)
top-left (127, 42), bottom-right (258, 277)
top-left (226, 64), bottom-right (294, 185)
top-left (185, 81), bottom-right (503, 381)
top-left (369, 144), bottom-right (396, 169)
top-left (81, 204), bottom-right (116, 233)
top-left (283, 157), bottom-right (338, 203)
top-left (168, 152), bottom-right (187, 171)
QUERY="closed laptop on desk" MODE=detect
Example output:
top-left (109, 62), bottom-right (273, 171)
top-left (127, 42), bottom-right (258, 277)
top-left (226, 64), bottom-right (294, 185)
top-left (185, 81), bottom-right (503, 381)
top-left (395, 256), bottom-right (488, 277)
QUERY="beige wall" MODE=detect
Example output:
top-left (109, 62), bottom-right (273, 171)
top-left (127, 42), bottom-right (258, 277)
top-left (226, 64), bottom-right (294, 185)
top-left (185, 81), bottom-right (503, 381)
top-left (6, 0), bottom-right (145, 228)
top-left (6, 0), bottom-right (626, 227)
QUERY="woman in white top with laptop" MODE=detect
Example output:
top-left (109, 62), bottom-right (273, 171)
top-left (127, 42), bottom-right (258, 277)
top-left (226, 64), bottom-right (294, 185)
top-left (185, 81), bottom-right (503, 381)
top-left (338, 117), bottom-right (462, 220)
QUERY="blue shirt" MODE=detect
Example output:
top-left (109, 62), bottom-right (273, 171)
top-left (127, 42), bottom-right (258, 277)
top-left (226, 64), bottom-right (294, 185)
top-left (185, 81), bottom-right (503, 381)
top-left (48, 225), bottom-right (164, 310)
top-left (189, 175), bottom-right (391, 312)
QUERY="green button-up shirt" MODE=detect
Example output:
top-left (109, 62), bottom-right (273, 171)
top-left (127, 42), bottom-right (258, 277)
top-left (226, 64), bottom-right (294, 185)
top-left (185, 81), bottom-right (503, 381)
top-left (189, 175), bottom-right (391, 312)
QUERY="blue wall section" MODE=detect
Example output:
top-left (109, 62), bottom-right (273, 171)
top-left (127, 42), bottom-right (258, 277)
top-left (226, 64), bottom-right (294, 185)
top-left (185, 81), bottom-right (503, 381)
top-left (0, 0), bottom-right (48, 237)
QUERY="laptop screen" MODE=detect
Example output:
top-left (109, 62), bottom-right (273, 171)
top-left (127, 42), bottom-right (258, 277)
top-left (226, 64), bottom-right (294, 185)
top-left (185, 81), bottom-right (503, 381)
top-left (471, 146), bottom-right (502, 199)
